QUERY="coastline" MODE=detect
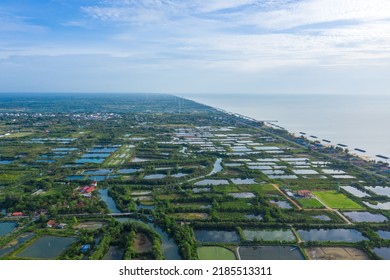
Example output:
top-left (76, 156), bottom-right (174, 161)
top-left (183, 96), bottom-right (389, 164)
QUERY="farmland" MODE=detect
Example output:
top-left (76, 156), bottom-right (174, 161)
top-left (1, 94), bottom-right (390, 260)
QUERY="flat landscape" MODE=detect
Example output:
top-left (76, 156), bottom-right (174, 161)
top-left (1, 94), bottom-right (390, 260)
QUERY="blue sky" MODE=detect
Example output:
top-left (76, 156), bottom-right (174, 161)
top-left (1, 0), bottom-right (390, 94)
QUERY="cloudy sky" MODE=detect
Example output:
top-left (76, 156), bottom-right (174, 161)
top-left (1, 0), bottom-right (390, 94)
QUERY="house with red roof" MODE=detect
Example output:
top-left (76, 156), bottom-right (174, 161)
top-left (47, 220), bottom-right (57, 228)
top-left (11, 212), bottom-right (24, 217)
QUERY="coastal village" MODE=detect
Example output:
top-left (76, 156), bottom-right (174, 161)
top-left (1, 94), bottom-right (390, 260)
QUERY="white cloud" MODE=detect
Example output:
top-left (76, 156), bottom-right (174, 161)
top-left (245, 0), bottom-right (390, 30)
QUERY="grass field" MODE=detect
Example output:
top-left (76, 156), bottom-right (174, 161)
top-left (313, 191), bottom-right (363, 209)
top-left (297, 198), bottom-right (324, 209)
top-left (197, 246), bottom-right (236, 260)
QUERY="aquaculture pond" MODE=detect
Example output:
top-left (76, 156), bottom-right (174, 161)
top-left (238, 246), bottom-right (304, 260)
top-left (229, 192), bottom-right (256, 198)
top-left (170, 173), bottom-right (188, 178)
top-left (192, 188), bottom-right (210, 193)
top-left (241, 229), bottom-right (296, 242)
top-left (297, 229), bottom-right (367, 242)
top-left (88, 147), bottom-right (118, 153)
top-left (0, 222), bottom-right (17, 237)
top-left (195, 179), bottom-right (229, 186)
top-left (0, 232), bottom-right (35, 257)
top-left (365, 186), bottom-right (390, 197)
top-left (117, 168), bottom-right (139, 174)
top-left (245, 214), bottom-right (263, 221)
top-left (16, 236), bottom-right (77, 259)
top-left (83, 169), bottom-right (113, 175)
top-left (81, 153), bottom-right (111, 158)
top-left (197, 246), bottom-right (236, 260)
top-left (195, 230), bottom-right (240, 243)
top-left (373, 247), bottom-right (390, 260)
top-left (102, 246), bottom-right (124, 260)
top-left (52, 148), bottom-right (77, 151)
top-left (376, 230), bottom-right (390, 239)
top-left (312, 215), bottom-right (331, 221)
top-left (231, 178), bottom-right (256, 185)
top-left (75, 158), bottom-right (105, 164)
top-left (343, 211), bottom-right (388, 222)
top-left (363, 201), bottom-right (390, 210)
top-left (143, 174), bottom-right (167, 180)
top-left (270, 200), bottom-right (293, 209)
top-left (341, 186), bottom-right (370, 198)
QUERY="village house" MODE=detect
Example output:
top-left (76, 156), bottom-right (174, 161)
top-left (297, 190), bottom-right (312, 198)
top-left (47, 220), bottom-right (57, 228)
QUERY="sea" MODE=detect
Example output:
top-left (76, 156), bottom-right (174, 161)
top-left (186, 94), bottom-right (390, 162)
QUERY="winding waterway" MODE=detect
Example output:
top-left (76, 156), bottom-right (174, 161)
top-left (99, 188), bottom-right (181, 260)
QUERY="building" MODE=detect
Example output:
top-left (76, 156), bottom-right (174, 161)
top-left (56, 223), bottom-right (67, 229)
top-left (297, 190), bottom-right (312, 198)
top-left (11, 212), bottom-right (24, 217)
top-left (47, 220), bottom-right (56, 228)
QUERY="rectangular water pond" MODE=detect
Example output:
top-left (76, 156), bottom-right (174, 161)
top-left (297, 229), bottom-right (367, 242)
top-left (374, 247), bottom-right (390, 260)
top-left (75, 158), bottom-right (105, 164)
top-left (83, 169), bottom-right (113, 175)
top-left (0, 232), bottom-right (35, 257)
top-left (341, 186), bottom-right (370, 198)
top-left (195, 179), bottom-right (229, 186)
top-left (376, 230), bottom-right (390, 239)
top-left (365, 186), bottom-right (390, 197)
top-left (0, 222), bottom-right (17, 237)
top-left (117, 168), bottom-right (139, 174)
top-left (239, 246), bottom-right (304, 260)
top-left (17, 236), bottom-right (77, 259)
top-left (88, 147), bottom-right (118, 153)
top-left (229, 192), bottom-right (256, 199)
top-left (343, 211), bottom-right (388, 222)
top-left (270, 200), bottom-right (293, 209)
top-left (195, 230), bottom-right (240, 243)
top-left (81, 153), bottom-right (111, 158)
top-left (242, 229), bottom-right (296, 242)
top-left (143, 174), bottom-right (167, 180)
top-left (230, 178), bottom-right (256, 185)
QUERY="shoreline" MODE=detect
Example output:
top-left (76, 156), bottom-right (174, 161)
top-left (183, 96), bottom-right (389, 164)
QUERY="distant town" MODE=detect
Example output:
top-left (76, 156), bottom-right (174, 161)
top-left (1, 94), bottom-right (390, 260)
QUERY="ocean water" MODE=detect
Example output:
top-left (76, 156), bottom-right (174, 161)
top-left (186, 94), bottom-right (390, 161)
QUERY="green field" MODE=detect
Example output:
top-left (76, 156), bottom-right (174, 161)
top-left (313, 191), bottom-right (363, 209)
top-left (197, 246), bottom-right (236, 260)
top-left (297, 198), bottom-right (324, 209)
